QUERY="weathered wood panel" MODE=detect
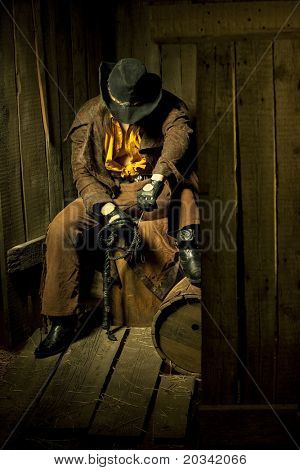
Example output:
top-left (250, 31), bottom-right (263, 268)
top-left (0, 0), bottom-right (27, 345)
top-left (54, 0), bottom-right (77, 204)
top-left (197, 42), bottom-right (238, 403)
top-left (161, 44), bottom-right (197, 117)
top-left (38, 0), bottom-right (64, 219)
top-left (86, 5), bottom-right (103, 100)
top-left (0, 330), bottom-right (58, 448)
top-left (153, 375), bottom-right (195, 440)
top-left (13, 0), bottom-right (50, 240)
top-left (71, 0), bottom-right (88, 112)
top-left (162, 44), bottom-right (182, 98)
top-left (7, 235), bottom-right (45, 273)
top-left (90, 328), bottom-right (162, 437)
top-left (150, 2), bottom-right (300, 41)
top-left (194, 404), bottom-right (299, 449)
top-left (27, 327), bottom-right (126, 430)
top-left (236, 39), bottom-right (277, 403)
top-left (115, 0), bottom-right (160, 74)
top-left (274, 39), bottom-right (300, 403)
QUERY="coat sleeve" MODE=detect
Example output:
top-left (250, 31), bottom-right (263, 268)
top-left (69, 123), bottom-right (113, 215)
top-left (152, 103), bottom-right (194, 181)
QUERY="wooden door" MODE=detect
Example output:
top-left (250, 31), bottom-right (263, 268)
top-left (140, 1), bottom-right (300, 405)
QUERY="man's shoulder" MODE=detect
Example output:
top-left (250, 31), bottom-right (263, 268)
top-left (65, 95), bottom-right (106, 140)
top-left (75, 95), bottom-right (106, 123)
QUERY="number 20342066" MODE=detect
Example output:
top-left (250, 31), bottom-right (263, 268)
top-left (183, 455), bottom-right (247, 465)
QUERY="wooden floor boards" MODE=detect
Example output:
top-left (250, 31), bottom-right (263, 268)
top-left (0, 326), bottom-right (197, 449)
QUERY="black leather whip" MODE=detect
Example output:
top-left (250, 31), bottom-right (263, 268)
top-left (97, 217), bottom-right (143, 341)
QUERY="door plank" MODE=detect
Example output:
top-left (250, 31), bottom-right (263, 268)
top-left (274, 39), bottom-right (300, 403)
top-left (197, 41), bottom-right (238, 404)
top-left (236, 39), bottom-right (277, 403)
top-left (150, 2), bottom-right (300, 41)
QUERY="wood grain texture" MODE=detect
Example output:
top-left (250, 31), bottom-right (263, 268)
top-left (0, 0), bottom-right (25, 250)
top-left (90, 328), bottom-right (162, 437)
top-left (37, 0), bottom-right (64, 219)
top-left (0, 0), bottom-right (26, 345)
top-left (274, 39), bottom-right (300, 403)
top-left (54, 0), bottom-right (77, 204)
top-left (71, 0), bottom-right (88, 112)
top-left (0, 330), bottom-right (58, 447)
top-left (153, 375), bottom-right (195, 440)
top-left (197, 41), bottom-right (238, 404)
top-left (7, 235), bottom-right (45, 273)
top-left (86, 4), bottom-right (103, 100)
top-left (14, 0), bottom-right (50, 240)
top-left (194, 404), bottom-right (299, 449)
top-left (236, 39), bottom-right (277, 403)
top-left (161, 44), bottom-right (197, 117)
top-left (27, 327), bottom-right (126, 430)
top-left (150, 2), bottom-right (300, 41)
top-left (115, 1), bottom-right (161, 75)
top-left (152, 280), bottom-right (202, 375)
top-left (115, 0), bottom-right (133, 59)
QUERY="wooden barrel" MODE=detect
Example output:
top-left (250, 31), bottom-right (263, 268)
top-left (151, 277), bottom-right (202, 375)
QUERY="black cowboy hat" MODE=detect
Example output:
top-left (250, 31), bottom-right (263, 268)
top-left (99, 58), bottom-right (162, 124)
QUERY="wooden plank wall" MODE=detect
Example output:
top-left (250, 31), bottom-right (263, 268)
top-left (0, 0), bottom-right (113, 346)
top-left (197, 42), bottom-right (238, 404)
top-left (115, 1), bottom-right (300, 405)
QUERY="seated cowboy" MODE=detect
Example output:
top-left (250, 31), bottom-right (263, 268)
top-left (35, 58), bottom-right (202, 359)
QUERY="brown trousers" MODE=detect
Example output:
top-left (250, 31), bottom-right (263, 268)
top-left (40, 179), bottom-right (200, 321)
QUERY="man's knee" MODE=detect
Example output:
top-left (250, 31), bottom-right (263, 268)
top-left (46, 200), bottom-right (83, 247)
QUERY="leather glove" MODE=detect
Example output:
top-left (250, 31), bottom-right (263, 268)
top-left (137, 176), bottom-right (164, 212)
top-left (93, 202), bottom-right (135, 250)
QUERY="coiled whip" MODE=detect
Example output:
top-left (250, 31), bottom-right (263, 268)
top-left (97, 217), bottom-right (144, 341)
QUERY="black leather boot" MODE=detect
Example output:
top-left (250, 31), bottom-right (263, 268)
top-left (34, 315), bottom-right (78, 359)
top-left (177, 225), bottom-right (202, 285)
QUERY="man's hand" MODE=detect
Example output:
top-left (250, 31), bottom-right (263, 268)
top-left (94, 202), bottom-right (136, 251)
top-left (137, 174), bottom-right (165, 212)
top-left (100, 202), bottom-right (132, 226)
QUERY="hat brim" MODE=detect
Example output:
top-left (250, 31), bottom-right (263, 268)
top-left (99, 61), bottom-right (162, 124)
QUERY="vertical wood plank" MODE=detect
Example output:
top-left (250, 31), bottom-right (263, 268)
top-left (86, 5), bottom-right (102, 100)
top-left (0, 0), bottom-right (25, 249)
top-left (37, 0), bottom-right (64, 219)
top-left (161, 44), bottom-right (182, 98)
top-left (55, 0), bottom-right (77, 204)
top-left (115, 0), bottom-right (133, 60)
top-left (236, 39), bottom-right (277, 403)
top-left (144, 5), bottom-right (161, 75)
top-left (180, 44), bottom-right (197, 118)
top-left (0, 0), bottom-right (27, 345)
top-left (115, 1), bottom-right (161, 75)
top-left (161, 44), bottom-right (197, 118)
top-left (197, 41), bottom-right (238, 404)
top-left (70, 0), bottom-right (88, 112)
top-left (274, 39), bottom-right (300, 403)
top-left (13, 0), bottom-right (50, 239)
